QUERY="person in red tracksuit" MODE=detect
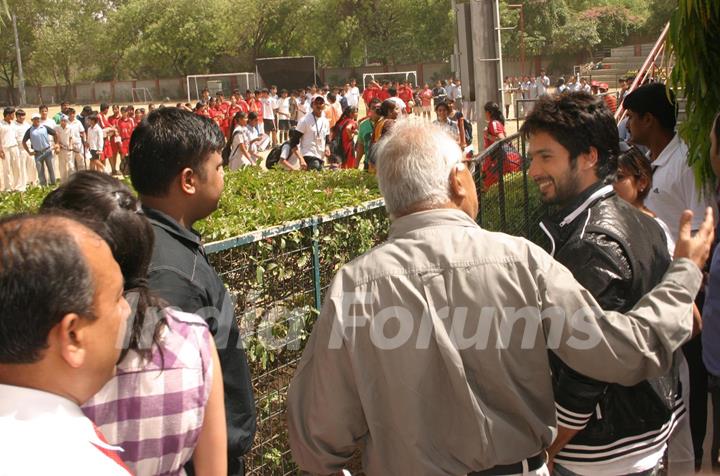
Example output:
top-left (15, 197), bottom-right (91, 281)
top-left (116, 107), bottom-right (135, 175)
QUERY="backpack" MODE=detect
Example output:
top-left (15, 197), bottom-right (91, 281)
top-left (265, 142), bottom-right (288, 169)
top-left (222, 129), bottom-right (243, 167)
top-left (457, 114), bottom-right (472, 145)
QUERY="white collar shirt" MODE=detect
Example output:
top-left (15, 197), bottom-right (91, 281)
top-left (55, 124), bottom-right (74, 149)
top-left (347, 86), bottom-right (360, 107)
top-left (296, 112), bottom-right (329, 159)
top-left (1, 119), bottom-right (18, 148)
top-left (0, 384), bottom-right (130, 475)
top-left (645, 133), bottom-right (718, 242)
top-left (14, 120), bottom-right (30, 144)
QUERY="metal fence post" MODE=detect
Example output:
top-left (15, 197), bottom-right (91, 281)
top-left (311, 223), bottom-right (322, 311)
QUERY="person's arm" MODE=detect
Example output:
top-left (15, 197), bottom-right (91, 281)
top-left (458, 118), bottom-right (467, 149)
top-left (288, 293), bottom-right (368, 474)
top-left (547, 357), bottom-right (608, 466)
top-left (192, 340), bottom-right (227, 476)
top-left (542, 209), bottom-right (713, 386)
top-left (148, 267), bottom-right (256, 458)
top-left (22, 128), bottom-right (33, 155)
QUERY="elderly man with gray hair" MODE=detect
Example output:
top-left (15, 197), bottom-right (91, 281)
top-left (287, 120), bottom-right (714, 476)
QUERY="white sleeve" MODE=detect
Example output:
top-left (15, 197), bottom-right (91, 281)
top-left (296, 117), bottom-right (309, 136)
top-left (679, 159), bottom-right (716, 231)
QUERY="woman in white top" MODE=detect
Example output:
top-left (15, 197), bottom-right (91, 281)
top-left (227, 112), bottom-right (255, 170)
top-left (613, 144), bottom-right (698, 475)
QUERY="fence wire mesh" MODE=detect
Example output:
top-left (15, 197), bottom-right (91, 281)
top-left (205, 133), bottom-right (544, 474)
top-left (474, 132), bottom-right (545, 244)
top-left (208, 205), bottom-right (388, 475)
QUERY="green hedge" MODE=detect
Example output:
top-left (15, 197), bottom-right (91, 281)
top-left (479, 170), bottom-right (546, 244)
top-left (0, 168), bottom-right (382, 242)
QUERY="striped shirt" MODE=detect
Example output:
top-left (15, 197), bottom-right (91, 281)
top-left (82, 308), bottom-right (213, 476)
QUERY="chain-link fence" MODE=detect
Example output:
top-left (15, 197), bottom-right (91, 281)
top-left (474, 132), bottom-right (545, 244)
top-left (206, 200), bottom-right (387, 475)
top-left (204, 133), bottom-right (545, 474)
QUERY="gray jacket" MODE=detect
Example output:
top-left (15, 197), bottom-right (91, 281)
top-left (287, 208), bottom-right (699, 476)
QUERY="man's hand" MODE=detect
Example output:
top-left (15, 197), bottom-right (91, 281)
top-left (324, 146), bottom-right (332, 158)
top-left (674, 207), bottom-right (715, 269)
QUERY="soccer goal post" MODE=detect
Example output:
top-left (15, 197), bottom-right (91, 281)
top-left (131, 87), bottom-right (153, 104)
top-left (362, 71), bottom-right (418, 89)
top-left (186, 73), bottom-right (258, 103)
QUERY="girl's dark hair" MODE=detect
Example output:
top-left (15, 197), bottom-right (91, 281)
top-left (334, 106), bottom-right (358, 135)
top-left (39, 171), bottom-right (166, 364)
top-left (379, 99), bottom-right (396, 117)
top-left (617, 145), bottom-right (653, 202)
top-left (232, 111), bottom-right (247, 129)
top-left (339, 106), bottom-right (357, 123)
top-left (484, 101), bottom-right (505, 125)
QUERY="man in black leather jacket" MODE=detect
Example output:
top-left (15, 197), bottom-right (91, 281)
top-left (522, 92), bottom-right (681, 475)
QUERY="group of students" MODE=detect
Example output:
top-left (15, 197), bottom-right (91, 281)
top-left (0, 102), bottom-right (149, 191)
top-left (0, 108), bottom-right (255, 475)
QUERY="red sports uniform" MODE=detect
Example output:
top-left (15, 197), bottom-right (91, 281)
top-left (116, 117), bottom-right (135, 156)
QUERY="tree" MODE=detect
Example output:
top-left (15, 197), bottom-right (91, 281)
top-left (667, 0), bottom-right (720, 187)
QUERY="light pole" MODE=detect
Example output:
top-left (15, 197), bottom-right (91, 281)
top-left (12, 13), bottom-right (26, 106)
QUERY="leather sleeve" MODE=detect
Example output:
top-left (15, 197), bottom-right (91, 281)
top-left (551, 352), bottom-right (607, 430)
top-left (551, 233), bottom-right (632, 428)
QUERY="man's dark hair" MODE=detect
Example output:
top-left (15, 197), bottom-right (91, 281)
top-left (0, 215), bottom-right (95, 364)
top-left (129, 107), bottom-right (225, 197)
top-left (39, 104), bottom-right (48, 112)
top-left (248, 111), bottom-right (258, 121)
top-left (622, 83), bottom-right (677, 133)
top-left (520, 91), bottom-right (619, 179)
top-left (100, 103), bottom-right (109, 112)
top-left (388, 87), bottom-right (397, 97)
top-left (3, 107), bottom-right (14, 117)
top-left (82, 105), bottom-right (93, 114)
top-left (66, 108), bottom-right (75, 115)
top-left (87, 113), bottom-right (98, 123)
top-left (327, 92), bottom-right (336, 103)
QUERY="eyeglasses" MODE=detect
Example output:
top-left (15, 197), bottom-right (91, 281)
top-left (458, 158), bottom-right (477, 175)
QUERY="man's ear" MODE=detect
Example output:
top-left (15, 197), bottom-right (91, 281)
top-left (449, 163), bottom-right (469, 201)
top-left (54, 313), bottom-right (86, 369)
top-left (179, 167), bottom-right (197, 196)
top-left (579, 147), bottom-right (599, 172)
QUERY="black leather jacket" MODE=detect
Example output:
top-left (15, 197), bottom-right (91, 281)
top-left (540, 182), bottom-right (679, 465)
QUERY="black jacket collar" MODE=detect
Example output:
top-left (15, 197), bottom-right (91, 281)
top-left (539, 181), bottom-right (614, 256)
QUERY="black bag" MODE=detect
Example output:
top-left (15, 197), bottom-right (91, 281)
top-left (222, 130), bottom-right (243, 167)
top-left (265, 143), bottom-right (287, 169)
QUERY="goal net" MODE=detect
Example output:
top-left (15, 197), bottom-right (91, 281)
top-left (362, 71), bottom-right (418, 89)
top-left (186, 73), bottom-right (257, 103)
top-left (131, 88), bottom-right (153, 103)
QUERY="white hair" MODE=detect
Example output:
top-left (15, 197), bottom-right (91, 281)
top-left (375, 119), bottom-right (463, 217)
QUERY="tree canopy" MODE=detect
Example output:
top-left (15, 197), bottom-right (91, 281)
top-left (0, 0), bottom-right (673, 91)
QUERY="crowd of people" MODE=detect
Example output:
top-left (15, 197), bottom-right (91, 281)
top-left (3, 71), bottom-right (720, 476)
top-left (0, 102), bottom-right (153, 191)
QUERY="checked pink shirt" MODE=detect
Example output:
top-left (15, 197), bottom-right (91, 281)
top-left (83, 308), bottom-right (213, 476)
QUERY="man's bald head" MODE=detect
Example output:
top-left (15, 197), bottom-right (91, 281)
top-left (0, 214), bottom-right (104, 363)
